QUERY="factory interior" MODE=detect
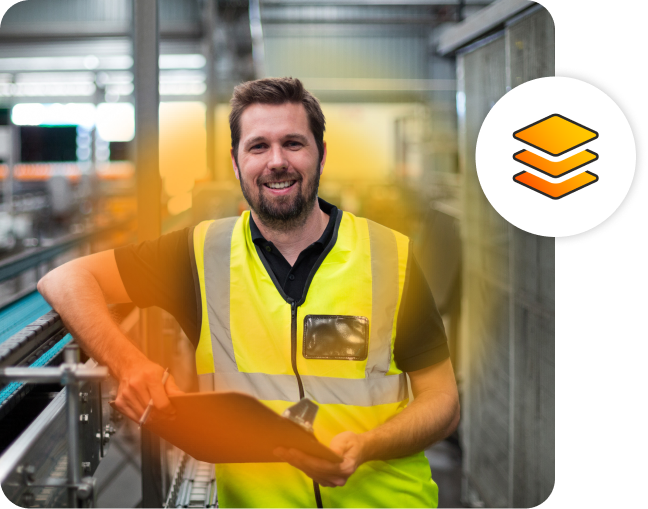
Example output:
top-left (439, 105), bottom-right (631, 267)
top-left (0, 0), bottom-right (554, 507)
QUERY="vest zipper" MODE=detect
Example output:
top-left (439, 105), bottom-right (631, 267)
top-left (291, 301), bottom-right (305, 399)
top-left (290, 301), bottom-right (323, 509)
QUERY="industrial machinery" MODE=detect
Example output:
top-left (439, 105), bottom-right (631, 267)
top-left (0, 222), bottom-right (138, 508)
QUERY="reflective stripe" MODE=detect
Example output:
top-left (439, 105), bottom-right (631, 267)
top-left (199, 372), bottom-right (299, 401)
top-left (199, 372), bottom-right (406, 407)
top-left (204, 217), bottom-right (238, 372)
top-left (366, 219), bottom-right (399, 378)
top-left (302, 373), bottom-right (407, 406)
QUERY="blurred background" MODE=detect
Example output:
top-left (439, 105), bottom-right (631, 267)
top-left (0, 0), bottom-right (554, 507)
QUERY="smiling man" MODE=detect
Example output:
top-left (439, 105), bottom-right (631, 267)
top-left (37, 77), bottom-right (459, 508)
top-left (234, 101), bottom-right (323, 233)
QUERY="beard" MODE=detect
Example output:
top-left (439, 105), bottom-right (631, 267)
top-left (239, 166), bottom-right (320, 232)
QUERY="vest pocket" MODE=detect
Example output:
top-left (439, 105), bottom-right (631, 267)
top-left (303, 315), bottom-right (368, 360)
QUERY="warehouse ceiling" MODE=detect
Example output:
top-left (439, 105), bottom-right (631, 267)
top-left (0, 0), bottom-right (495, 103)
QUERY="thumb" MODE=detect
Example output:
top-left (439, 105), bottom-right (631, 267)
top-left (329, 431), bottom-right (357, 456)
top-left (165, 375), bottom-right (185, 396)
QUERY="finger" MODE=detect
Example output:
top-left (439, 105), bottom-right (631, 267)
top-left (124, 395), bottom-right (147, 423)
top-left (165, 375), bottom-right (185, 397)
top-left (273, 447), bottom-right (288, 460)
top-left (285, 448), bottom-right (342, 475)
top-left (117, 383), bottom-right (152, 420)
top-left (282, 454), bottom-right (345, 486)
top-left (148, 379), bottom-right (175, 416)
top-left (110, 399), bottom-right (140, 424)
top-left (275, 453), bottom-right (347, 487)
top-left (316, 478), bottom-right (347, 488)
top-left (123, 377), bottom-right (153, 410)
top-left (274, 448), bottom-right (327, 480)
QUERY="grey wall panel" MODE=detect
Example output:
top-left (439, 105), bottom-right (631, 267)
top-left (159, 0), bottom-right (201, 23)
top-left (457, 6), bottom-right (554, 508)
top-left (511, 301), bottom-right (555, 507)
top-left (507, 8), bottom-right (555, 507)
top-left (506, 7), bottom-right (555, 90)
top-left (459, 34), bottom-right (511, 507)
top-left (264, 36), bottom-right (427, 80)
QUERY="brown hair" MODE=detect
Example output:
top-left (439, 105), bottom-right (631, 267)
top-left (229, 77), bottom-right (326, 167)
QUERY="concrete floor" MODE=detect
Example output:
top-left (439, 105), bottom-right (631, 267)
top-left (94, 424), bottom-right (464, 508)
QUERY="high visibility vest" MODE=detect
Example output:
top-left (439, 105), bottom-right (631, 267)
top-left (192, 210), bottom-right (438, 508)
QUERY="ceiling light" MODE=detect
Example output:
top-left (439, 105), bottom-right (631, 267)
top-left (0, 55), bottom-right (133, 72)
top-left (96, 103), bottom-right (135, 142)
top-left (160, 82), bottom-right (207, 96)
top-left (159, 54), bottom-right (206, 69)
top-left (11, 103), bottom-right (96, 127)
top-left (15, 72), bottom-right (96, 83)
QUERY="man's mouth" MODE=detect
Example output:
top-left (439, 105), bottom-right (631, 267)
top-left (263, 180), bottom-right (297, 190)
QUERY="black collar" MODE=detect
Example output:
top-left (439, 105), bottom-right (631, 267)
top-left (249, 197), bottom-right (338, 247)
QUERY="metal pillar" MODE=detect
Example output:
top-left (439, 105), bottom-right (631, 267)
top-left (133, 0), bottom-right (161, 244)
top-left (64, 345), bottom-right (82, 508)
top-left (249, 0), bottom-right (266, 79)
top-left (133, 1), bottom-right (164, 507)
top-left (203, 0), bottom-right (217, 181)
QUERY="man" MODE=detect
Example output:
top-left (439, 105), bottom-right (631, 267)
top-left (38, 77), bottom-right (459, 508)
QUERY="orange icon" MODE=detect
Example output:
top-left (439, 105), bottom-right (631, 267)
top-left (512, 114), bottom-right (599, 199)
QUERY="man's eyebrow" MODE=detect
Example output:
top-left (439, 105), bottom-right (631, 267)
top-left (244, 136), bottom-right (267, 147)
top-left (244, 133), bottom-right (309, 147)
top-left (283, 133), bottom-right (309, 143)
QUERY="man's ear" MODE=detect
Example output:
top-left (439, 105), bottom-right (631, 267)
top-left (320, 141), bottom-right (327, 175)
top-left (230, 147), bottom-right (240, 180)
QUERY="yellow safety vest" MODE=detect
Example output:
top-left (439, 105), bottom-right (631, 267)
top-left (193, 210), bottom-right (438, 508)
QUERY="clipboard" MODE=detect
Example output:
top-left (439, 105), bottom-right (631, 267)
top-left (144, 392), bottom-right (343, 464)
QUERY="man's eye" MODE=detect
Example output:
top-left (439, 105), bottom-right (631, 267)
top-left (251, 144), bottom-right (265, 150)
top-left (286, 141), bottom-right (302, 148)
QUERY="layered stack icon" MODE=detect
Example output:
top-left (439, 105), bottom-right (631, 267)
top-left (512, 114), bottom-right (599, 199)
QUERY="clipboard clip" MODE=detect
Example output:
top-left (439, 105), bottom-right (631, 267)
top-left (282, 398), bottom-right (318, 433)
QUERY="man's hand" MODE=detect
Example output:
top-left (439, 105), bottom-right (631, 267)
top-left (273, 359), bottom-right (459, 487)
top-left (110, 360), bottom-right (184, 424)
top-left (274, 431), bottom-right (365, 487)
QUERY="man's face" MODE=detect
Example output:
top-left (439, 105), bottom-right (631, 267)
top-left (232, 102), bottom-right (326, 231)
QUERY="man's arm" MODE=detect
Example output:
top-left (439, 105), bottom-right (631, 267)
top-left (274, 357), bottom-right (460, 487)
top-left (37, 250), bottom-right (182, 423)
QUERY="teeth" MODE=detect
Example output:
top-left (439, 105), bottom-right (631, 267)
top-left (266, 181), bottom-right (294, 189)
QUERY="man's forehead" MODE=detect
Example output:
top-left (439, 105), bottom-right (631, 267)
top-left (239, 102), bottom-right (310, 140)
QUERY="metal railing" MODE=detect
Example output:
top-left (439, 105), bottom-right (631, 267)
top-left (0, 343), bottom-right (108, 507)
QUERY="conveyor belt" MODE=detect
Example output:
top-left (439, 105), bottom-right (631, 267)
top-left (0, 333), bottom-right (71, 407)
top-left (0, 292), bottom-right (51, 345)
top-left (0, 292), bottom-right (69, 419)
top-left (166, 454), bottom-right (217, 508)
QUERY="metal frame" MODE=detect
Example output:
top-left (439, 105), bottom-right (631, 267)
top-left (0, 344), bottom-right (108, 507)
top-left (437, 0), bottom-right (534, 55)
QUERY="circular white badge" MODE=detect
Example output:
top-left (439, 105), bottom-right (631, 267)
top-left (476, 77), bottom-right (635, 237)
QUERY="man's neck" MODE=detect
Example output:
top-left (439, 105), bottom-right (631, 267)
top-left (251, 201), bottom-right (329, 266)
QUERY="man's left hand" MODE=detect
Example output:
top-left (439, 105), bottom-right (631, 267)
top-left (274, 431), bottom-right (365, 487)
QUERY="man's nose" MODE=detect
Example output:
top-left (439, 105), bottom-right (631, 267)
top-left (267, 145), bottom-right (288, 170)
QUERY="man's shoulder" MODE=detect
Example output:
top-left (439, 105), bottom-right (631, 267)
top-left (342, 212), bottom-right (410, 244)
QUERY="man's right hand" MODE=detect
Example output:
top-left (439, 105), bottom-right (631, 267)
top-left (111, 360), bottom-right (185, 424)
top-left (38, 250), bottom-right (186, 424)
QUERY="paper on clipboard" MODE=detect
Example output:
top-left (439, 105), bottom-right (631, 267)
top-left (144, 391), bottom-right (343, 464)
